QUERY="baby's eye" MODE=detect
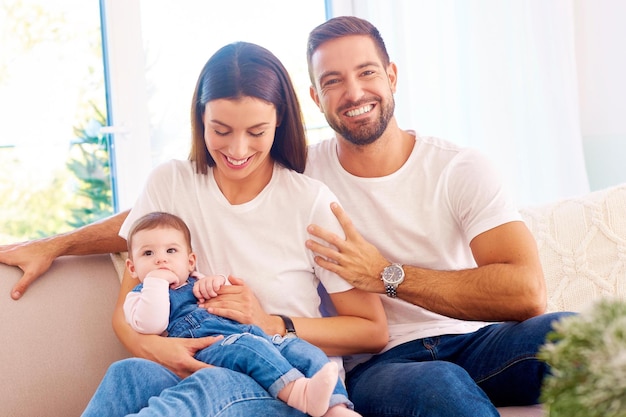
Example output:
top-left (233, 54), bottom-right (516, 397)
top-left (167, 248), bottom-right (177, 254)
top-left (143, 250), bottom-right (153, 256)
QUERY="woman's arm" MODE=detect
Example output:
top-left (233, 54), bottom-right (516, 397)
top-left (298, 288), bottom-right (388, 356)
top-left (2, 210), bottom-right (130, 299)
top-left (204, 277), bottom-right (388, 357)
top-left (113, 268), bottom-right (224, 378)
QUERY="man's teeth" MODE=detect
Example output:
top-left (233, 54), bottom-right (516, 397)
top-left (346, 105), bottom-right (373, 117)
top-left (227, 157), bottom-right (248, 166)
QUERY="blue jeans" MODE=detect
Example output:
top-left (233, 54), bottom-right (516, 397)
top-left (82, 358), bottom-right (306, 417)
top-left (171, 309), bottom-right (348, 402)
top-left (81, 333), bottom-right (351, 416)
top-left (346, 312), bottom-right (573, 417)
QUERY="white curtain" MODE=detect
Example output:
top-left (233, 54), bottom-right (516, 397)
top-left (327, 0), bottom-right (589, 206)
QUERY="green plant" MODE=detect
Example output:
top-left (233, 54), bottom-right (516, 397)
top-left (539, 299), bottom-right (626, 417)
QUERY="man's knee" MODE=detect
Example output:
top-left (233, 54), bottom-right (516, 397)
top-left (349, 361), bottom-right (497, 417)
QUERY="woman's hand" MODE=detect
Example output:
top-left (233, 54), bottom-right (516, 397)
top-left (136, 334), bottom-right (224, 378)
top-left (201, 276), bottom-right (278, 334)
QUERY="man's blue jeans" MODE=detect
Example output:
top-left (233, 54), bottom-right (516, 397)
top-left (346, 312), bottom-right (573, 417)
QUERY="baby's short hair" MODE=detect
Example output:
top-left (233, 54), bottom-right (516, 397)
top-left (127, 212), bottom-right (192, 255)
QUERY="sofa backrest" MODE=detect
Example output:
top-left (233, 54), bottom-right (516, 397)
top-left (520, 183), bottom-right (626, 313)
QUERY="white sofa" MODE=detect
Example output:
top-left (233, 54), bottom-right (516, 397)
top-left (1, 183), bottom-right (625, 417)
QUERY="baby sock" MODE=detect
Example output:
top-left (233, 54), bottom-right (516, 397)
top-left (323, 404), bottom-right (363, 417)
top-left (287, 361), bottom-right (338, 416)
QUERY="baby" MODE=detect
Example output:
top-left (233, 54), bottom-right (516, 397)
top-left (124, 211), bottom-right (360, 417)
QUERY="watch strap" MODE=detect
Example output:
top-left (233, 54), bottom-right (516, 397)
top-left (384, 283), bottom-right (399, 298)
top-left (278, 315), bottom-right (297, 337)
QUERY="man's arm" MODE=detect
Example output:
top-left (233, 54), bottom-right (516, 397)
top-left (306, 203), bottom-right (546, 322)
top-left (1, 210), bottom-right (130, 299)
top-left (395, 221), bottom-right (546, 321)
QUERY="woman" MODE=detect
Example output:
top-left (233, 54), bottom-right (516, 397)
top-left (82, 42), bottom-right (387, 416)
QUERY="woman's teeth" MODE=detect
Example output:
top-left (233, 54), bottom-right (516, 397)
top-left (227, 156), bottom-right (249, 166)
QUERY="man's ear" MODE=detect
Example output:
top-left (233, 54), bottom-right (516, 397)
top-left (309, 85), bottom-right (323, 112)
top-left (387, 62), bottom-right (398, 93)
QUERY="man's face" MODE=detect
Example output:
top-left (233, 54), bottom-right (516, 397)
top-left (309, 35), bottom-right (397, 146)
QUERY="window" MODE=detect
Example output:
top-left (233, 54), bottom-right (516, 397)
top-left (0, 0), bottom-right (110, 244)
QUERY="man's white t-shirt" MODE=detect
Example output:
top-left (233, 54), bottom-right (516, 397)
top-left (305, 132), bottom-right (522, 369)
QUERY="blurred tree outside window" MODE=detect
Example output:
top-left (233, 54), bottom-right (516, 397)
top-left (0, 0), bottom-right (112, 244)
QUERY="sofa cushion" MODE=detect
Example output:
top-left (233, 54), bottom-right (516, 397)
top-left (0, 254), bottom-right (130, 417)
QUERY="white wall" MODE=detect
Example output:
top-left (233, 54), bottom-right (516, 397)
top-left (574, 0), bottom-right (626, 190)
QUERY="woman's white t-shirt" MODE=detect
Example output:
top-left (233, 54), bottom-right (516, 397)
top-left (120, 160), bottom-right (353, 319)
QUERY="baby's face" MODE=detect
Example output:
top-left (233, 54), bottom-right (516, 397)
top-left (128, 227), bottom-right (195, 283)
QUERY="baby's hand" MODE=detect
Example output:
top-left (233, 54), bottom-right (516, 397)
top-left (146, 269), bottom-right (181, 288)
top-left (193, 274), bottom-right (227, 303)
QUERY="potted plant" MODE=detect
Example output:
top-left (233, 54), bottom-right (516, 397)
top-left (539, 299), bottom-right (626, 417)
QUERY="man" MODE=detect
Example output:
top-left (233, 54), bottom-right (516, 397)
top-left (2, 16), bottom-right (568, 416)
top-left (302, 16), bottom-right (569, 416)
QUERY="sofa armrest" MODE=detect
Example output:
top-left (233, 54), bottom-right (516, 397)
top-left (0, 254), bottom-right (130, 417)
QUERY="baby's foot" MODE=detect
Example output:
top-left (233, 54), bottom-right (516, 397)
top-left (323, 404), bottom-right (362, 416)
top-left (287, 361), bottom-right (338, 416)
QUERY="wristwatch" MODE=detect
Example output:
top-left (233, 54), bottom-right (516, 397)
top-left (381, 263), bottom-right (405, 298)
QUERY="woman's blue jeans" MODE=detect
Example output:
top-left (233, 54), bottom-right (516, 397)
top-left (346, 312), bottom-right (573, 417)
top-left (82, 358), bottom-right (306, 417)
top-left (82, 332), bottom-right (350, 416)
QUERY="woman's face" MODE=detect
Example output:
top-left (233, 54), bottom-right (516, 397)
top-left (203, 97), bottom-right (276, 185)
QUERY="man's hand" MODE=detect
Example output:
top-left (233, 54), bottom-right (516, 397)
top-left (306, 202), bottom-right (389, 294)
top-left (0, 239), bottom-right (59, 300)
top-left (1, 210), bottom-right (129, 300)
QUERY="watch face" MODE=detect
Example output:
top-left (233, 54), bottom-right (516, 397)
top-left (384, 265), bottom-right (404, 284)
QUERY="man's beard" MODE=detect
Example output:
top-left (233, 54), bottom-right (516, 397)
top-left (327, 96), bottom-right (395, 146)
